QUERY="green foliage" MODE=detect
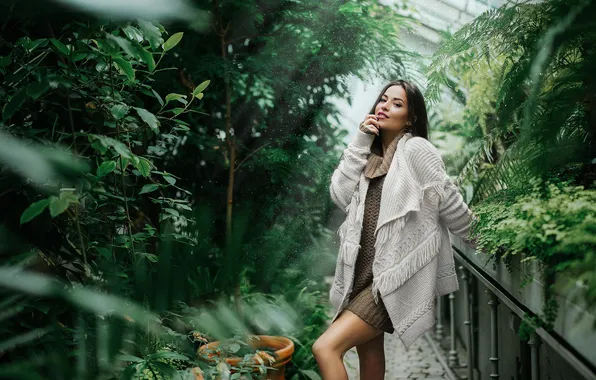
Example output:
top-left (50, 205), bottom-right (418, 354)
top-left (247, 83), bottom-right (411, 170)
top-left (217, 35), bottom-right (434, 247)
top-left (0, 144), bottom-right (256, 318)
top-left (427, 0), bottom-right (596, 338)
top-left (473, 180), bottom-right (595, 264)
top-left (0, 0), bottom-right (421, 378)
top-left (427, 0), bottom-right (596, 201)
top-left (155, 0), bottom-right (417, 302)
top-left (120, 343), bottom-right (193, 380)
top-left (471, 174), bottom-right (596, 333)
top-left (0, 14), bottom-right (211, 378)
top-left (0, 15), bottom-right (201, 283)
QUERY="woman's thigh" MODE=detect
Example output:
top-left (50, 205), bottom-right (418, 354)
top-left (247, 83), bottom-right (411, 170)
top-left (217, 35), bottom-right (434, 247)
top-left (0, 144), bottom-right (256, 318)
top-left (315, 309), bottom-right (383, 356)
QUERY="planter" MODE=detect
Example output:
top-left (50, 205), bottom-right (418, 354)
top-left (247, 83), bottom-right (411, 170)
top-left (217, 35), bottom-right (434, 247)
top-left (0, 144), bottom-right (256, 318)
top-left (199, 335), bottom-right (295, 380)
top-left (190, 367), bottom-right (204, 380)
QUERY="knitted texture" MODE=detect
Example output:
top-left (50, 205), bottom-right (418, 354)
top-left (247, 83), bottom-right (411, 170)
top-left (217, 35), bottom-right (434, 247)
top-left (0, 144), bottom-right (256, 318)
top-left (344, 131), bottom-right (402, 332)
top-left (345, 174), bottom-right (394, 333)
top-left (363, 130), bottom-right (404, 179)
top-left (328, 129), bottom-right (477, 348)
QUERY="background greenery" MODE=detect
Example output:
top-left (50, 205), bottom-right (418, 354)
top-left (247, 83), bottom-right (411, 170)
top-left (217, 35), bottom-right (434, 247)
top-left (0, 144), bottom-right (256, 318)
top-left (426, 0), bottom-right (596, 334)
top-left (1, 0), bottom-right (595, 378)
top-left (0, 0), bottom-right (415, 379)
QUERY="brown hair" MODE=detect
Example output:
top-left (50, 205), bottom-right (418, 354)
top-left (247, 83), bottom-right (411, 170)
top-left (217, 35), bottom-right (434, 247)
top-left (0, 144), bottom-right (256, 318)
top-left (367, 80), bottom-right (429, 155)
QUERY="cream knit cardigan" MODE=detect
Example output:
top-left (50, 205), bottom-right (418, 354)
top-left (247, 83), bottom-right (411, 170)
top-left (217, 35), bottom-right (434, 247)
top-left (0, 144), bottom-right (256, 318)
top-left (328, 129), bottom-right (477, 348)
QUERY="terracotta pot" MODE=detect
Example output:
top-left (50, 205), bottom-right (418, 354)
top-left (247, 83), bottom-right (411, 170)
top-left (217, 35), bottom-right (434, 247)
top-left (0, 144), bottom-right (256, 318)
top-left (190, 367), bottom-right (204, 380)
top-left (199, 335), bottom-right (295, 380)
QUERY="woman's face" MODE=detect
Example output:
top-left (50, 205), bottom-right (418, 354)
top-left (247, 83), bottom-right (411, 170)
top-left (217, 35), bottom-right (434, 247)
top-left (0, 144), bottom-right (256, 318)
top-left (374, 85), bottom-right (410, 134)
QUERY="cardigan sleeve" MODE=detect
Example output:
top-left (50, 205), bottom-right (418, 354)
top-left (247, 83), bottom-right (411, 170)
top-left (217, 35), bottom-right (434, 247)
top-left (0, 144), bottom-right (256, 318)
top-left (404, 137), bottom-right (478, 242)
top-left (440, 176), bottom-right (478, 242)
top-left (329, 129), bottom-right (375, 212)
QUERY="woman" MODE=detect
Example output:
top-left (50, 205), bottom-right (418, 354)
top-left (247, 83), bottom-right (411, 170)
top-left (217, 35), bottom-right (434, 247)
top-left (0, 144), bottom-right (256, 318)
top-left (313, 80), bottom-right (477, 380)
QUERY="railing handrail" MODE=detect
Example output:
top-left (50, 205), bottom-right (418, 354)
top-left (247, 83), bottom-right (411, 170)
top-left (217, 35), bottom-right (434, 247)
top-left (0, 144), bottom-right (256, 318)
top-left (452, 243), bottom-right (596, 380)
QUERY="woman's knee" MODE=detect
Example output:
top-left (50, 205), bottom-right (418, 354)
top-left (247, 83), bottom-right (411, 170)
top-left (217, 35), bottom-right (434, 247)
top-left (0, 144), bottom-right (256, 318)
top-left (312, 310), bottom-right (380, 360)
top-left (312, 337), bottom-right (329, 359)
top-left (312, 335), bottom-right (341, 360)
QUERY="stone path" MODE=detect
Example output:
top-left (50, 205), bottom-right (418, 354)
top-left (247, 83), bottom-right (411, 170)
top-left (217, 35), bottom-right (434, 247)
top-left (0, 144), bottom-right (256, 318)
top-left (342, 332), bottom-right (448, 380)
top-left (324, 276), bottom-right (450, 379)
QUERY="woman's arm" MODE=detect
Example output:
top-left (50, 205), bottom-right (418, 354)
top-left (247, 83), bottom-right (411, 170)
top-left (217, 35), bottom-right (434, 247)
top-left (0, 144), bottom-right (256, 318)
top-left (439, 176), bottom-right (478, 243)
top-left (329, 129), bottom-right (375, 212)
top-left (404, 137), bottom-right (478, 243)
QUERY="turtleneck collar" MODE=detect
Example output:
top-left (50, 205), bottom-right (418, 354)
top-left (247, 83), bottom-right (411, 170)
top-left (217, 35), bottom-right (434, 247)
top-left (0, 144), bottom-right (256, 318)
top-left (363, 132), bottom-right (408, 179)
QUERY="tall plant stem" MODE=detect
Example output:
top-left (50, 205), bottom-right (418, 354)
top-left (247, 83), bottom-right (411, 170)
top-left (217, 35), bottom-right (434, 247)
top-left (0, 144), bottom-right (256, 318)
top-left (109, 57), bottom-right (136, 258)
top-left (215, 0), bottom-right (243, 316)
top-left (66, 52), bottom-right (87, 269)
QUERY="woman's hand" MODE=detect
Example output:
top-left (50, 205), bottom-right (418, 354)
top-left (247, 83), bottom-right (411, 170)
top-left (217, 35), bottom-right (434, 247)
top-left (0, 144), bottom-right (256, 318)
top-left (359, 114), bottom-right (381, 135)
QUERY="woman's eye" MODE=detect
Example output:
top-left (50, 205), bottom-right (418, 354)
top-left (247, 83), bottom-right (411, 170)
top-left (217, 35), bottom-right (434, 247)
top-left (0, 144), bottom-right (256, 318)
top-left (394, 103), bottom-right (401, 107)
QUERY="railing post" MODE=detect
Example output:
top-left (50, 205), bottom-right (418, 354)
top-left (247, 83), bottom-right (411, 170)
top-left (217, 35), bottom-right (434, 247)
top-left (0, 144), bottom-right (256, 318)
top-left (528, 331), bottom-right (542, 380)
top-left (488, 291), bottom-right (500, 379)
top-left (448, 291), bottom-right (459, 367)
top-left (461, 266), bottom-right (474, 380)
top-left (436, 295), bottom-right (444, 341)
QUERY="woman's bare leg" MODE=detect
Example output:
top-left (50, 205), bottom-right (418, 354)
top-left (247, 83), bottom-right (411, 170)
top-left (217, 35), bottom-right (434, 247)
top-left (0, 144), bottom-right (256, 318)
top-left (312, 310), bottom-right (383, 380)
top-left (356, 332), bottom-right (385, 379)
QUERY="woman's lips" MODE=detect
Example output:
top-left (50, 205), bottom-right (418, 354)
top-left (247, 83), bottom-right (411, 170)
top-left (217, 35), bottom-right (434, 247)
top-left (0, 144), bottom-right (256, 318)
top-left (377, 113), bottom-right (388, 119)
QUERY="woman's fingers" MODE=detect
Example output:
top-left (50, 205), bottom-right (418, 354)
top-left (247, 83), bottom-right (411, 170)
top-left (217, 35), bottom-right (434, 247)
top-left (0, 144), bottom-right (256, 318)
top-left (364, 125), bottom-right (379, 135)
top-left (364, 119), bottom-right (380, 130)
top-left (364, 115), bottom-right (379, 124)
top-left (360, 114), bottom-right (380, 135)
top-left (368, 118), bottom-right (381, 128)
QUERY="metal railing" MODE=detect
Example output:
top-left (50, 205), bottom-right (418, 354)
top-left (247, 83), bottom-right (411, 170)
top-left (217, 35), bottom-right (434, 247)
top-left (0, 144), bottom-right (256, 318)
top-left (431, 242), bottom-right (596, 380)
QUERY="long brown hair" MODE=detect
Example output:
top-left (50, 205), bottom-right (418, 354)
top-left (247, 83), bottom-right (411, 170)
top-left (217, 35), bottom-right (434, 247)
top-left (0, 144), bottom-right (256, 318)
top-left (367, 80), bottom-right (429, 155)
